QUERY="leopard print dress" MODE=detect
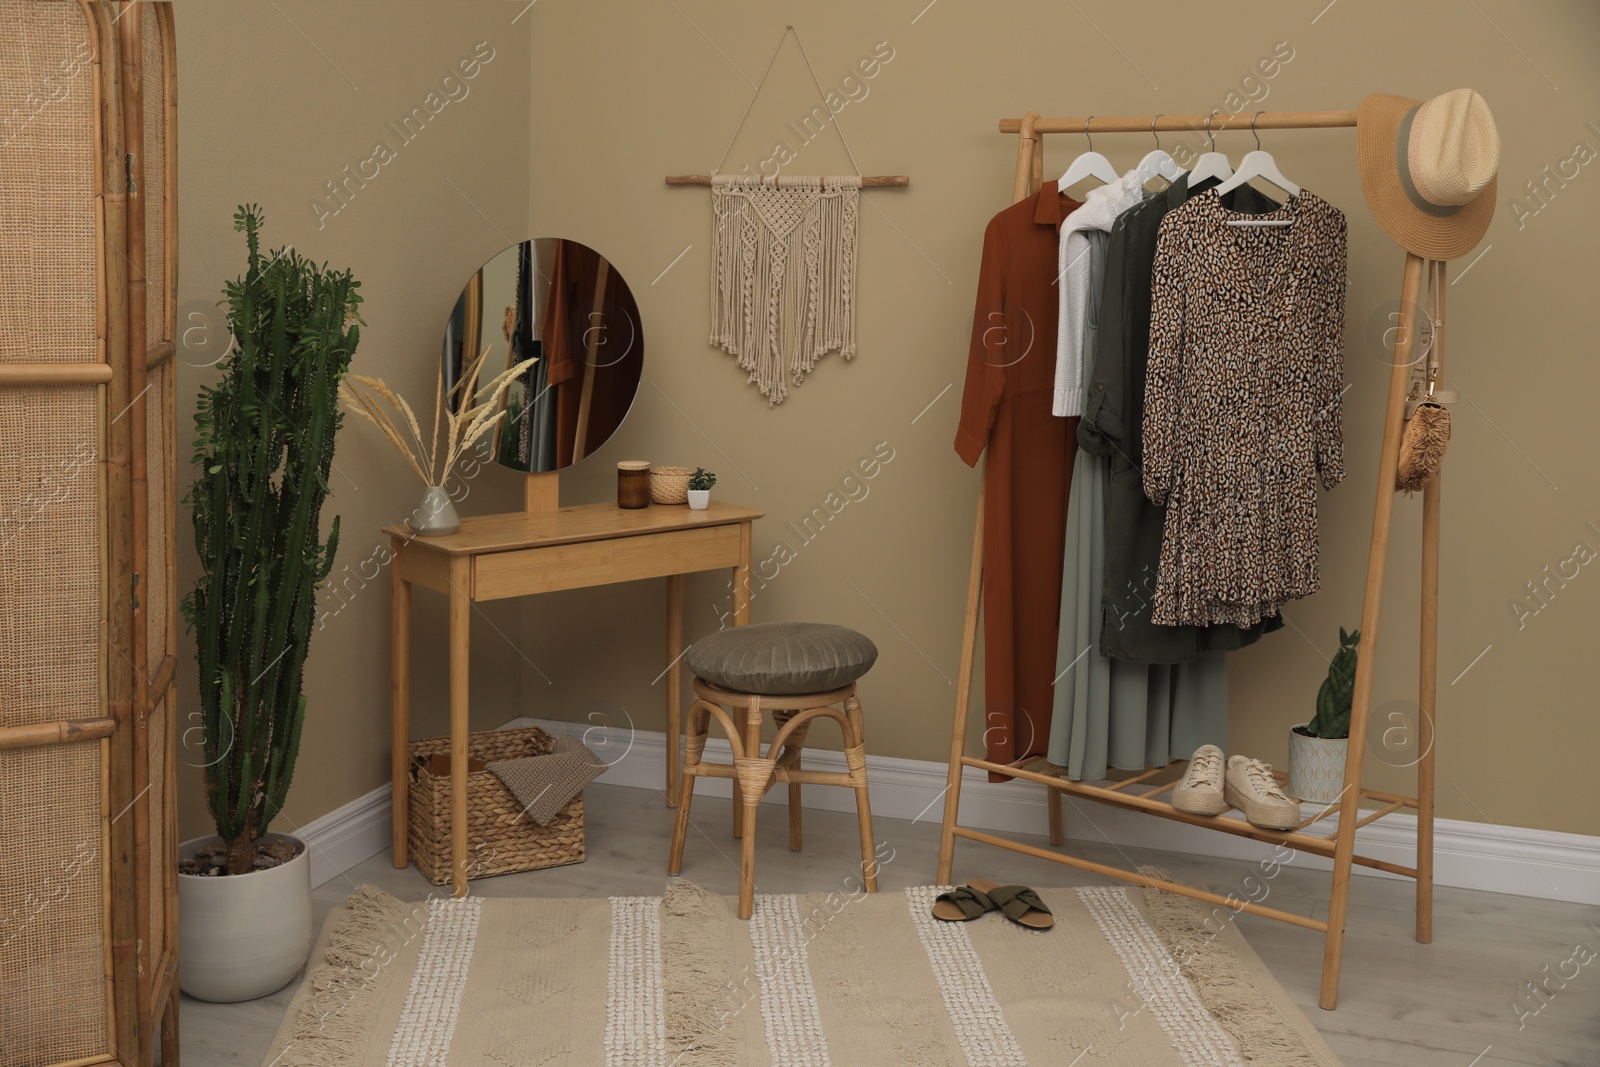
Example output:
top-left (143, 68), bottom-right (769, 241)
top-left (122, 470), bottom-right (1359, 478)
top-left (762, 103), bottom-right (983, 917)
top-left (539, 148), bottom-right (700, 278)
top-left (1142, 189), bottom-right (1347, 628)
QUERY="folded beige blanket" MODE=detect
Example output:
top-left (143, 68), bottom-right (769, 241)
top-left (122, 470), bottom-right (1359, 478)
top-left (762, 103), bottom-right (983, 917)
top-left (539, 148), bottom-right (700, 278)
top-left (486, 735), bottom-right (604, 825)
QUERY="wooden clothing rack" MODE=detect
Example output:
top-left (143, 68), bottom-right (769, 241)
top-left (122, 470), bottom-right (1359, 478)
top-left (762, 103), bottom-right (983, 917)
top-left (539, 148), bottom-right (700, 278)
top-left (936, 109), bottom-right (1442, 1011)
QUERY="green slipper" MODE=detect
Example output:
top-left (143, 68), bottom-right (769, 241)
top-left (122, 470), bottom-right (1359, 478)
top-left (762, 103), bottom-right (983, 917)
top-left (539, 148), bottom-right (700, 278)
top-left (931, 884), bottom-right (997, 922)
top-left (969, 878), bottom-right (1054, 930)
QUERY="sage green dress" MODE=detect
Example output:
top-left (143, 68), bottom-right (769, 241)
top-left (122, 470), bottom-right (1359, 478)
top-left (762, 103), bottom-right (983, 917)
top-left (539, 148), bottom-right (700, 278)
top-left (1046, 224), bottom-right (1228, 780)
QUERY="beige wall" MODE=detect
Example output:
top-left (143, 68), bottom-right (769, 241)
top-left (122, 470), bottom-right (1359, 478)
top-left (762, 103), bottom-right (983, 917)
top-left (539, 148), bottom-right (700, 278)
top-left (173, 1), bottom-right (533, 839)
top-left (178, 0), bottom-right (1600, 843)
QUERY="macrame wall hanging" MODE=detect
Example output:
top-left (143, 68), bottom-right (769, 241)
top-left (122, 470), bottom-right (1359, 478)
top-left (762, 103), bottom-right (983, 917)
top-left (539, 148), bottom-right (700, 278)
top-left (667, 25), bottom-right (909, 406)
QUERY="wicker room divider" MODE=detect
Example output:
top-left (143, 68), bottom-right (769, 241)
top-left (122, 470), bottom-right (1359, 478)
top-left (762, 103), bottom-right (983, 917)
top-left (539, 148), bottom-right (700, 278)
top-left (0, 3), bottom-right (180, 1065)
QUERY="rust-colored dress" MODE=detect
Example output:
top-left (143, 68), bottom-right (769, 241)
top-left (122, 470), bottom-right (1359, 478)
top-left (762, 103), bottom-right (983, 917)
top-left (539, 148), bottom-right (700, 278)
top-left (956, 181), bottom-right (1081, 771)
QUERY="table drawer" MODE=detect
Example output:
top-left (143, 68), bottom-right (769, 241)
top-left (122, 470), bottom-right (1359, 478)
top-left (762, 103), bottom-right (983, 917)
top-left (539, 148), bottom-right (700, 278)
top-left (473, 540), bottom-right (615, 599)
top-left (613, 525), bottom-right (742, 582)
top-left (471, 524), bottom-right (744, 599)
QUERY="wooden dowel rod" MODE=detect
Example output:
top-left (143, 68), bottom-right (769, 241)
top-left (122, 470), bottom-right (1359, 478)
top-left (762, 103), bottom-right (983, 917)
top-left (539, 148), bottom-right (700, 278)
top-left (951, 826), bottom-right (1330, 932)
top-left (1104, 765), bottom-right (1168, 792)
top-left (665, 174), bottom-right (909, 187)
top-left (1000, 110), bottom-right (1357, 135)
top-left (1297, 805), bottom-right (1336, 830)
top-left (0, 363), bottom-right (115, 386)
top-left (1143, 778), bottom-right (1181, 800)
top-left (0, 717), bottom-right (118, 751)
top-left (145, 339), bottom-right (175, 369)
top-left (1359, 786), bottom-right (1419, 808)
top-left (1346, 799), bottom-right (1409, 834)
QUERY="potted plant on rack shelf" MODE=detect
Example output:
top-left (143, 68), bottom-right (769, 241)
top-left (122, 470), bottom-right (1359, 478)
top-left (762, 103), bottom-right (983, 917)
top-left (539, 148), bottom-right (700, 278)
top-left (178, 206), bottom-right (362, 1003)
top-left (1287, 626), bottom-right (1359, 804)
top-left (687, 466), bottom-right (716, 510)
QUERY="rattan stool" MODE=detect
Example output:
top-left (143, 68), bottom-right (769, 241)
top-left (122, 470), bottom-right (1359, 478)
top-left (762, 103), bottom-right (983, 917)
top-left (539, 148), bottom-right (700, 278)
top-left (667, 677), bottom-right (878, 919)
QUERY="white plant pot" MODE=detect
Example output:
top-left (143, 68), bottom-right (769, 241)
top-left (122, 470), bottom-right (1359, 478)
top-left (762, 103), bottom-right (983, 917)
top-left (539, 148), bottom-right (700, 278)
top-left (178, 832), bottom-right (313, 1003)
top-left (411, 485), bottom-right (461, 536)
top-left (686, 489), bottom-right (710, 510)
top-left (1286, 726), bottom-right (1349, 804)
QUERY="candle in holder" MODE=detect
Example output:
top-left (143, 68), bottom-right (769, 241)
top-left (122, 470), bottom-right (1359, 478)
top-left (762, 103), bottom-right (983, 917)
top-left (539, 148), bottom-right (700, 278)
top-left (617, 460), bottom-right (651, 509)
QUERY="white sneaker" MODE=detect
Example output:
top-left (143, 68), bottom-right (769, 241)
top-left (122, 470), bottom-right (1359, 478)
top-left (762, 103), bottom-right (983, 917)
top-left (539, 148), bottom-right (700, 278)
top-left (1172, 745), bottom-right (1227, 815)
top-left (1225, 755), bottom-right (1300, 830)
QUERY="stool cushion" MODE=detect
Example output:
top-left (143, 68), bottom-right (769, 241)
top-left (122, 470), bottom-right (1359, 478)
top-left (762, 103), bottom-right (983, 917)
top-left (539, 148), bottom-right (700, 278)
top-left (686, 621), bottom-right (877, 695)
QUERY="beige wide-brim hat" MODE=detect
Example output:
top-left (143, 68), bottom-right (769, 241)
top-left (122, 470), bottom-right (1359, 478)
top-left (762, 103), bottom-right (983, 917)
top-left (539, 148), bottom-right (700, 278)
top-left (1358, 89), bottom-right (1499, 260)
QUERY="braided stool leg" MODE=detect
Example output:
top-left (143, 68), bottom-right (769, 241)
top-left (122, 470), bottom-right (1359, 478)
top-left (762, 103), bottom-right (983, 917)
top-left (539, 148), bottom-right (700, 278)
top-left (772, 708), bottom-right (812, 851)
top-left (734, 757), bottom-right (777, 919)
top-left (844, 694), bottom-right (878, 892)
top-left (668, 700), bottom-right (712, 875)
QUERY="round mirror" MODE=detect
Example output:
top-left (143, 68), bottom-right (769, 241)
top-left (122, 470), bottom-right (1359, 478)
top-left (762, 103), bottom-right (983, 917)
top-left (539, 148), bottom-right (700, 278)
top-left (441, 238), bottom-right (643, 473)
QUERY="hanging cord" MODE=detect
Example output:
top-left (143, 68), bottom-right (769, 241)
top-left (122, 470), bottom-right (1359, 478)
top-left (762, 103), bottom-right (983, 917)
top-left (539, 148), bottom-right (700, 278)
top-left (1406, 260), bottom-right (1448, 403)
top-left (710, 24), bottom-right (864, 178)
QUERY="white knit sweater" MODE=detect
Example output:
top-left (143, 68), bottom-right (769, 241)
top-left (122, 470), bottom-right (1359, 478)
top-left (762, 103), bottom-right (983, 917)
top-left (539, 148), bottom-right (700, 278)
top-left (1053, 170), bottom-right (1148, 417)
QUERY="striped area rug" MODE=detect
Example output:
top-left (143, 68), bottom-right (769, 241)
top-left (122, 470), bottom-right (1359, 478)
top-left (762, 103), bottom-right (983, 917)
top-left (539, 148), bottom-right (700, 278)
top-left (262, 879), bottom-right (1343, 1066)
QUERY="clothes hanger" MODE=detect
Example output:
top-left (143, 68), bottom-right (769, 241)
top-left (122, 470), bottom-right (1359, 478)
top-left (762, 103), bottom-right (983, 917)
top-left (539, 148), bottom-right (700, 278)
top-left (1134, 115), bottom-right (1184, 187)
top-left (1057, 116), bottom-right (1120, 190)
top-left (1186, 109), bottom-right (1233, 187)
top-left (1217, 113), bottom-right (1298, 227)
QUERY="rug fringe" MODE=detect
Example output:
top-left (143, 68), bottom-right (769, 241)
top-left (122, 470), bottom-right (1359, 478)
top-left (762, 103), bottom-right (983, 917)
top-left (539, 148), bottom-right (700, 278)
top-left (273, 884), bottom-right (415, 1067)
top-left (661, 881), bottom-right (740, 1067)
top-left (1137, 867), bottom-right (1324, 1067)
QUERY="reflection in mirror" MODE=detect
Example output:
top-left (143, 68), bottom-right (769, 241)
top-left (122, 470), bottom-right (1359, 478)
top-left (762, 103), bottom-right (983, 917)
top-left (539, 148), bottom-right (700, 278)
top-left (442, 238), bottom-right (643, 473)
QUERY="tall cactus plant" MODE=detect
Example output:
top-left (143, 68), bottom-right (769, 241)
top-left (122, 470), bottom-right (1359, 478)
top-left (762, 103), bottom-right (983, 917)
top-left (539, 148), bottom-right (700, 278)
top-left (182, 206), bottom-right (362, 875)
top-left (1310, 627), bottom-right (1360, 739)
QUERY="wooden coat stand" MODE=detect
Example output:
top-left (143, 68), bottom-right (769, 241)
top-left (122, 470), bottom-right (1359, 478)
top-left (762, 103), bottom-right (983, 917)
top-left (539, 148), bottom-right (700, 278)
top-left (936, 109), bottom-right (1442, 1011)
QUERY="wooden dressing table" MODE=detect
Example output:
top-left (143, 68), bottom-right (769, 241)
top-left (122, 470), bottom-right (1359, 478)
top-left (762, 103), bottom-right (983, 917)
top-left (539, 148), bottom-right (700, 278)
top-left (388, 471), bottom-right (762, 896)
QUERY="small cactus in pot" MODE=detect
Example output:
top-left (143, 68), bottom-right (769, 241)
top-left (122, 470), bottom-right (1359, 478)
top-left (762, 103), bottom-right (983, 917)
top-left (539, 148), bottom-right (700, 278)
top-left (1288, 627), bottom-right (1359, 803)
top-left (1309, 626), bottom-right (1358, 739)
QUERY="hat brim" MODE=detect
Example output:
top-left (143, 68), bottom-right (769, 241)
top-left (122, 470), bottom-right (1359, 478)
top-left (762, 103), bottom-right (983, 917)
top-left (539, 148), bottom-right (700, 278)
top-left (1358, 93), bottom-right (1496, 261)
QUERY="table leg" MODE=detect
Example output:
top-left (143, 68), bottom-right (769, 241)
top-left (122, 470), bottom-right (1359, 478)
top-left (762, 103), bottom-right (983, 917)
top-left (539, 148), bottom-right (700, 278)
top-left (732, 523), bottom-right (753, 837)
top-left (734, 521), bottom-right (753, 625)
top-left (391, 538), bottom-right (411, 868)
top-left (666, 573), bottom-right (684, 807)
top-left (449, 556), bottom-right (472, 898)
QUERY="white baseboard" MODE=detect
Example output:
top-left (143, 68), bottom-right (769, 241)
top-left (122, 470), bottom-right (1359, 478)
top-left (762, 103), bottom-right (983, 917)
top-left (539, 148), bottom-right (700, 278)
top-left (511, 716), bottom-right (1600, 907)
top-left (302, 718), bottom-right (1600, 906)
top-left (297, 782), bottom-right (393, 889)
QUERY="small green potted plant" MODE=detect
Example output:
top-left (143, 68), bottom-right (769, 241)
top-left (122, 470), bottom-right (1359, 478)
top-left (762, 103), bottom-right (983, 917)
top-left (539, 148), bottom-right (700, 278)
top-left (686, 467), bottom-right (716, 510)
top-left (1287, 626), bottom-right (1358, 803)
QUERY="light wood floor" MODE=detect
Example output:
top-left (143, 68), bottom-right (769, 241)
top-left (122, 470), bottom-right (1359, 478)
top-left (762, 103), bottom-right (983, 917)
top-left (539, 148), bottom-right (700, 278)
top-left (180, 782), bottom-right (1600, 1066)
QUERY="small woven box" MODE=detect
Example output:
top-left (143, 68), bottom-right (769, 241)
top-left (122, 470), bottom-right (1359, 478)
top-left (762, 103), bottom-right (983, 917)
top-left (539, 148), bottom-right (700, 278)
top-left (649, 465), bottom-right (692, 504)
top-left (407, 726), bottom-right (585, 885)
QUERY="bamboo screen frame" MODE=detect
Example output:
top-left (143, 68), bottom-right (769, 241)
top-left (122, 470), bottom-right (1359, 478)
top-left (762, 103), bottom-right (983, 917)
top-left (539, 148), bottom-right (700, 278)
top-left (0, 2), bottom-right (179, 1065)
top-left (120, 4), bottom-right (180, 1061)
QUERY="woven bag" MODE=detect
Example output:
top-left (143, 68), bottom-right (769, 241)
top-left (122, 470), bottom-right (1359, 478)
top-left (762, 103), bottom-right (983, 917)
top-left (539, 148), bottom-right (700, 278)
top-left (1396, 260), bottom-right (1452, 494)
top-left (1397, 402), bottom-right (1451, 493)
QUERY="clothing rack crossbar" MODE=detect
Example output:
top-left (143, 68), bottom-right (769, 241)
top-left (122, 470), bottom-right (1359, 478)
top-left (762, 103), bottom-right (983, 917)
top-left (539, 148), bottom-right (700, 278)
top-left (999, 110), bottom-right (1358, 135)
top-left (937, 106), bottom-right (1439, 1012)
top-left (665, 174), bottom-right (909, 187)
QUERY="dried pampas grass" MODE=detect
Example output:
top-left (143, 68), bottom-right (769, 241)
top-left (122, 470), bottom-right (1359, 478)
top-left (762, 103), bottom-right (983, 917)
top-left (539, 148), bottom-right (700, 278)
top-left (340, 343), bottom-right (536, 487)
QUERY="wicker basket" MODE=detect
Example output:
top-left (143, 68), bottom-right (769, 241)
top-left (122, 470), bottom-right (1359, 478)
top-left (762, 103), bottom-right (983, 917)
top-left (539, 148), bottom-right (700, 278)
top-left (407, 726), bottom-right (585, 886)
top-left (649, 465), bottom-right (692, 504)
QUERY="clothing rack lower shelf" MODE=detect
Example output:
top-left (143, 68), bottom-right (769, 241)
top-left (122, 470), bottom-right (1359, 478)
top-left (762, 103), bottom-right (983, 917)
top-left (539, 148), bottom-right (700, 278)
top-left (956, 754), bottom-right (1421, 878)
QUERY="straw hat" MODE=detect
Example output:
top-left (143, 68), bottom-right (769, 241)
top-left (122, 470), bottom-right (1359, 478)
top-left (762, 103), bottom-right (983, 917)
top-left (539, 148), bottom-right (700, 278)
top-left (1357, 89), bottom-right (1500, 260)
